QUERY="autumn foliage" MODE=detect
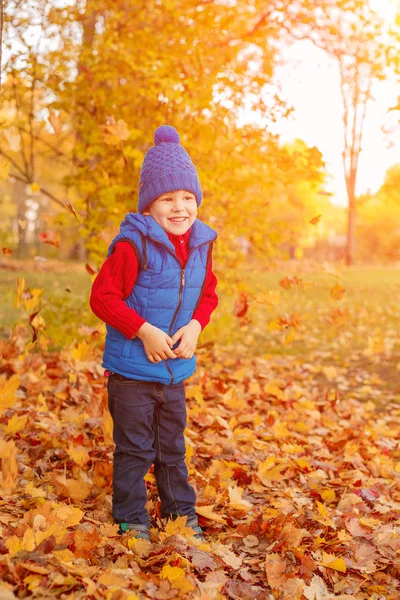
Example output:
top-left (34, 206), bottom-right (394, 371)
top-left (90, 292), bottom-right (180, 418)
top-left (1, 319), bottom-right (400, 599)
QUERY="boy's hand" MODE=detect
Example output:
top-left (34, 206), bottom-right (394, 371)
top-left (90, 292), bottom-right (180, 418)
top-left (171, 319), bottom-right (202, 359)
top-left (136, 322), bottom-right (177, 363)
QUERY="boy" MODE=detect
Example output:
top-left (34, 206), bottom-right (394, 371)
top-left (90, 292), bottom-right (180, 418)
top-left (90, 125), bottom-right (218, 540)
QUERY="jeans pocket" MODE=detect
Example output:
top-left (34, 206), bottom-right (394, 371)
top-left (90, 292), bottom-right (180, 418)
top-left (112, 375), bottom-right (143, 387)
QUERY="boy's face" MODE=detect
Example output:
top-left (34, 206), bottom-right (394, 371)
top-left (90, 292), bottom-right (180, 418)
top-left (143, 189), bottom-right (197, 235)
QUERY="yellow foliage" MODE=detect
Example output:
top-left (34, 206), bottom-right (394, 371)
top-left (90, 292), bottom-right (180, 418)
top-left (4, 414), bottom-right (28, 436)
top-left (0, 439), bottom-right (18, 494)
top-left (160, 565), bottom-right (195, 594)
top-left (320, 551), bottom-right (347, 573)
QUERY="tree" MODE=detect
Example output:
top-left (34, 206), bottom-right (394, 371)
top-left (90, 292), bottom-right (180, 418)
top-left (299, 2), bottom-right (398, 265)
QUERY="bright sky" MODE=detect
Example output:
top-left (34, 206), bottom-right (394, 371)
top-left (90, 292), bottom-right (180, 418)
top-left (265, 0), bottom-right (400, 207)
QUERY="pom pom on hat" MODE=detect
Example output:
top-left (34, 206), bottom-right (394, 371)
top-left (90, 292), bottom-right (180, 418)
top-left (154, 125), bottom-right (180, 145)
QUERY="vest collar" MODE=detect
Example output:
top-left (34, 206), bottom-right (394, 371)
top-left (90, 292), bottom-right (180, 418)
top-left (119, 212), bottom-right (217, 253)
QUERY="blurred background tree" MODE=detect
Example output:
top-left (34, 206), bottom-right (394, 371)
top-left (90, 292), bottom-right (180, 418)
top-left (0, 0), bottom-right (399, 267)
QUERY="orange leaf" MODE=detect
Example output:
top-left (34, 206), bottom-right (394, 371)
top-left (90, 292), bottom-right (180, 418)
top-left (309, 214), bottom-right (322, 225)
top-left (330, 283), bottom-right (345, 300)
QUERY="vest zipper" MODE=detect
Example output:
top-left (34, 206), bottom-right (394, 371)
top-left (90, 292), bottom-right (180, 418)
top-left (145, 235), bottom-right (216, 384)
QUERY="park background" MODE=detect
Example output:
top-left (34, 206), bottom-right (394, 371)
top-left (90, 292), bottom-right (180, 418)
top-left (1, 1), bottom-right (400, 599)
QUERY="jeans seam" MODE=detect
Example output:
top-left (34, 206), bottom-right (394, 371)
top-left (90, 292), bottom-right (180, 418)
top-left (156, 409), bottom-right (179, 515)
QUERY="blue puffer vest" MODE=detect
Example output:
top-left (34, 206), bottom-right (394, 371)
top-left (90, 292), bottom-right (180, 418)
top-left (102, 213), bottom-right (217, 384)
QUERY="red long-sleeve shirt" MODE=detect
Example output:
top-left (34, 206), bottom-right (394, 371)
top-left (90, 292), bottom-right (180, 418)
top-left (90, 227), bottom-right (218, 339)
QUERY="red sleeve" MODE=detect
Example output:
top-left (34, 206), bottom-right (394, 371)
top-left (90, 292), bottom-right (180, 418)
top-left (192, 256), bottom-right (218, 331)
top-left (89, 241), bottom-right (146, 339)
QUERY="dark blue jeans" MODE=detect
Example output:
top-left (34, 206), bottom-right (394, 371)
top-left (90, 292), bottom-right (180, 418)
top-left (107, 374), bottom-right (196, 526)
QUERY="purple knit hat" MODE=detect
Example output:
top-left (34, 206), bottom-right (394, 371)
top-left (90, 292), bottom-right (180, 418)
top-left (138, 125), bottom-right (203, 213)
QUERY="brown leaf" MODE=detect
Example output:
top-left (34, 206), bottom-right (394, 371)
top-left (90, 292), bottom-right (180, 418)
top-left (233, 291), bottom-right (249, 318)
top-left (265, 553), bottom-right (287, 588)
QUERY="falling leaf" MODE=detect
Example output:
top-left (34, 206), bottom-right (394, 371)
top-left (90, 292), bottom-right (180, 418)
top-left (39, 231), bottom-right (60, 248)
top-left (2, 247), bottom-right (13, 255)
top-left (234, 291), bottom-right (249, 318)
top-left (309, 214), bottom-right (322, 225)
top-left (64, 198), bottom-right (79, 221)
top-left (85, 263), bottom-right (97, 275)
top-left (330, 283), bottom-right (345, 300)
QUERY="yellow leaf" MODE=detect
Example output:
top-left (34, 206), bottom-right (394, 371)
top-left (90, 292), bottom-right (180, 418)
top-left (196, 505), bottom-right (227, 524)
top-left (53, 549), bottom-right (75, 563)
top-left (71, 339), bottom-right (94, 362)
top-left (0, 440), bottom-right (18, 493)
top-left (51, 503), bottom-right (83, 528)
top-left (330, 283), bottom-right (345, 301)
top-left (212, 541), bottom-right (242, 569)
top-left (24, 574), bottom-right (42, 592)
top-left (4, 414), bottom-right (28, 436)
top-left (25, 482), bottom-right (47, 498)
top-left (365, 336), bottom-right (385, 356)
top-left (296, 458), bottom-right (312, 470)
top-left (0, 157), bottom-right (11, 180)
top-left (284, 329), bottom-right (296, 345)
top-left (320, 551), bottom-right (347, 572)
top-left (260, 289), bottom-right (281, 306)
top-left (66, 445), bottom-right (90, 467)
top-left (5, 535), bottom-right (23, 556)
top-left (102, 408), bottom-right (114, 445)
top-left (320, 489), bottom-right (336, 503)
top-left (34, 522), bottom-right (59, 547)
top-left (160, 565), bottom-right (195, 594)
top-left (15, 277), bottom-right (25, 308)
top-left (161, 515), bottom-right (198, 539)
top-left (263, 384), bottom-right (283, 399)
top-left (228, 485), bottom-right (252, 512)
top-left (21, 527), bottom-right (36, 552)
top-left (30, 183), bottom-right (41, 194)
top-left (98, 570), bottom-right (130, 587)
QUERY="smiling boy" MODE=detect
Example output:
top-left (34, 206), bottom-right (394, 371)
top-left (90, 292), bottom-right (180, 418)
top-left (90, 125), bottom-right (218, 540)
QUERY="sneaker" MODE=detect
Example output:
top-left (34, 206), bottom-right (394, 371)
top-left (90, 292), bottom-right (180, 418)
top-left (186, 515), bottom-right (203, 540)
top-left (117, 522), bottom-right (151, 540)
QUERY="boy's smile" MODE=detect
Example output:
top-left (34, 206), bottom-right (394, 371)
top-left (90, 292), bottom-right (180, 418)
top-left (144, 189), bottom-right (198, 235)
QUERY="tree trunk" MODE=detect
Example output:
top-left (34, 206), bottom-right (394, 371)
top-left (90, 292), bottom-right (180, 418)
top-left (346, 194), bottom-right (356, 266)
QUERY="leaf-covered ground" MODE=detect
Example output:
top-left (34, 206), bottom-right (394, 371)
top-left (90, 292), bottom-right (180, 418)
top-left (1, 327), bottom-right (400, 599)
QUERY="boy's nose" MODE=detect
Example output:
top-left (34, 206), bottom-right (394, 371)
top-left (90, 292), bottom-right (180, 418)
top-left (172, 200), bottom-right (185, 211)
